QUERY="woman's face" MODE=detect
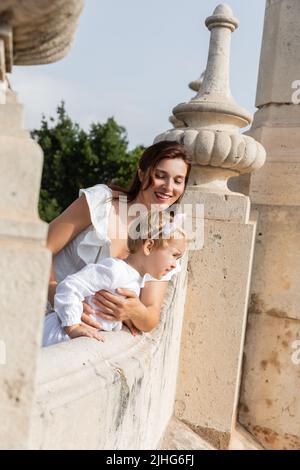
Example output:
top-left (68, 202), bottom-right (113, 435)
top-left (139, 158), bottom-right (188, 209)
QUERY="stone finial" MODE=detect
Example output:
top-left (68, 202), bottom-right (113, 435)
top-left (205, 4), bottom-right (239, 31)
top-left (0, 0), bottom-right (84, 65)
top-left (156, 4), bottom-right (266, 189)
top-left (189, 70), bottom-right (205, 93)
top-left (169, 71), bottom-right (205, 128)
top-left (169, 114), bottom-right (185, 128)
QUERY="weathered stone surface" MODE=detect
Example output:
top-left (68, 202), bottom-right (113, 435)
top-left (256, 0), bottom-right (300, 106)
top-left (0, 0), bottom-right (84, 66)
top-left (29, 257), bottom-right (189, 449)
top-left (0, 89), bottom-right (50, 449)
top-left (0, 2), bottom-right (84, 449)
top-left (248, 205), bottom-right (300, 322)
top-left (228, 423), bottom-right (264, 450)
top-left (157, 4), bottom-right (265, 180)
top-left (249, 124), bottom-right (300, 206)
top-left (158, 5), bottom-right (264, 449)
top-left (160, 417), bottom-right (215, 450)
top-left (175, 215), bottom-right (257, 441)
top-left (239, 314), bottom-right (300, 450)
top-left (156, 128), bottom-right (266, 175)
top-left (237, 0), bottom-right (300, 449)
top-left (0, 242), bottom-right (50, 449)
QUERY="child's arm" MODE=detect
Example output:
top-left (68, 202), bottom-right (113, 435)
top-left (92, 261), bottom-right (181, 332)
top-left (54, 263), bottom-right (113, 331)
top-left (64, 323), bottom-right (104, 341)
top-left (94, 280), bottom-right (169, 332)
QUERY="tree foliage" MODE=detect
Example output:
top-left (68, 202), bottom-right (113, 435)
top-left (32, 102), bottom-right (144, 222)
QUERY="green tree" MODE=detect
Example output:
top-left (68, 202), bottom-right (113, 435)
top-left (32, 102), bottom-right (144, 222)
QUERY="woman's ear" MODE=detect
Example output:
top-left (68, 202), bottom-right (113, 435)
top-left (143, 239), bottom-right (155, 256)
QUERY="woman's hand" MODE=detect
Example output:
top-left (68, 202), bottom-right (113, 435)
top-left (81, 297), bottom-right (139, 336)
top-left (83, 281), bottom-right (168, 333)
top-left (92, 288), bottom-right (145, 327)
top-left (80, 301), bottom-right (103, 329)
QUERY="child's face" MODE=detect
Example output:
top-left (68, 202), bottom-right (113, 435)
top-left (145, 238), bottom-right (186, 279)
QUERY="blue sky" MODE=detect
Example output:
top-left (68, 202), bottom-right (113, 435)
top-left (11, 0), bottom-right (266, 149)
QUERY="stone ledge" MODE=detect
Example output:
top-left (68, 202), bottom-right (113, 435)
top-left (228, 423), bottom-right (264, 450)
top-left (29, 258), bottom-right (188, 450)
top-left (160, 417), bottom-right (216, 450)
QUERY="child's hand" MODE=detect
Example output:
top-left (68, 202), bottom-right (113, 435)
top-left (64, 324), bottom-right (105, 342)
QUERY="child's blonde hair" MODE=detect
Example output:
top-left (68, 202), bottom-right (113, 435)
top-left (127, 211), bottom-right (186, 254)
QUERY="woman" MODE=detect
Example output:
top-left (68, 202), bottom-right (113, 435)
top-left (47, 140), bottom-right (192, 337)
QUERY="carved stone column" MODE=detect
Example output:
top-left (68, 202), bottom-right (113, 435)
top-left (238, 0), bottom-right (300, 450)
top-left (0, 1), bottom-right (84, 449)
top-left (0, 65), bottom-right (50, 452)
top-left (155, 4), bottom-right (265, 449)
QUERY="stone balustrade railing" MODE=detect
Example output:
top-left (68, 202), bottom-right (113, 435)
top-left (29, 259), bottom-right (188, 449)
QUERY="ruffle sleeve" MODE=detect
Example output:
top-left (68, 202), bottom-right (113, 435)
top-left (77, 184), bottom-right (112, 264)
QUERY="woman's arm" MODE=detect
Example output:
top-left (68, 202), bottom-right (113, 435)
top-left (92, 281), bottom-right (169, 332)
top-left (47, 195), bottom-right (91, 255)
top-left (47, 195), bottom-right (92, 305)
top-left (48, 262), bottom-right (58, 307)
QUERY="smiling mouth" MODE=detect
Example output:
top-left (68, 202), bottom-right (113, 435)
top-left (154, 192), bottom-right (172, 201)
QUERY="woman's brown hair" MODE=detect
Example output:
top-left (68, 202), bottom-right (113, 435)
top-left (109, 140), bottom-right (192, 203)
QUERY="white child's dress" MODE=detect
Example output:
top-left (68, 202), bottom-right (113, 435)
top-left (43, 184), bottom-right (181, 347)
top-left (43, 258), bottom-right (149, 347)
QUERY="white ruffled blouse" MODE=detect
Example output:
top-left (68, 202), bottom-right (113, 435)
top-left (54, 184), bottom-right (181, 284)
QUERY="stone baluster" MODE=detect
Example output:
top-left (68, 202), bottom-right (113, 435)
top-left (0, 26), bottom-right (51, 449)
top-left (155, 4), bottom-right (266, 449)
top-left (237, 0), bottom-right (300, 450)
top-left (188, 70), bottom-right (205, 93)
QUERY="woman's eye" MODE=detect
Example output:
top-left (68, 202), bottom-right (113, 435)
top-left (175, 180), bottom-right (184, 185)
